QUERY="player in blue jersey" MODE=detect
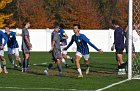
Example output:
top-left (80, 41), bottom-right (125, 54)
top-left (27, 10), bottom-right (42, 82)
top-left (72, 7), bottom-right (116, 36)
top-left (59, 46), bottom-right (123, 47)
top-left (111, 20), bottom-right (126, 75)
top-left (64, 24), bottom-right (103, 77)
top-left (0, 30), bottom-right (8, 74)
top-left (59, 23), bottom-right (74, 68)
top-left (4, 25), bottom-right (22, 69)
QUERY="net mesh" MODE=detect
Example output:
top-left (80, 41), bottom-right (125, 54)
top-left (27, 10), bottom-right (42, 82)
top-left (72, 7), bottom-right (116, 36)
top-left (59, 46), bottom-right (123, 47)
top-left (132, 0), bottom-right (140, 78)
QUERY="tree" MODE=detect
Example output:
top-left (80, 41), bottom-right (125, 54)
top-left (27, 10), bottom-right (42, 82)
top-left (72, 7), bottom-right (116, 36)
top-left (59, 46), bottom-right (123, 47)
top-left (0, 0), bottom-right (16, 28)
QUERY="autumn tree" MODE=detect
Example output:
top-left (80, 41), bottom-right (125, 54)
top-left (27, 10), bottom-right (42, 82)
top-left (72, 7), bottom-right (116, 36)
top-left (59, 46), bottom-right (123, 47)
top-left (0, 0), bottom-right (16, 28)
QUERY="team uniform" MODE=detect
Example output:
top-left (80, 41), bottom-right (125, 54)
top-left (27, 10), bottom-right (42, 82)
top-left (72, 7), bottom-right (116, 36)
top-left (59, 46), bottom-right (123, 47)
top-left (65, 33), bottom-right (99, 60)
top-left (114, 27), bottom-right (125, 54)
top-left (51, 31), bottom-right (62, 61)
top-left (0, 31), bottom-right (8, 56)
top-left (59, 29), bottom-right (67, 54)
top-left (22, 27), bottom-right (31, 72)
top-left (5, 31), bottom-right (19, 56)
top-left (44, 30), bottom-right (62, 76)
top-left (0, 30), bottom-right (8, 74)
top-left (22, 28), bottom-right (30, 53)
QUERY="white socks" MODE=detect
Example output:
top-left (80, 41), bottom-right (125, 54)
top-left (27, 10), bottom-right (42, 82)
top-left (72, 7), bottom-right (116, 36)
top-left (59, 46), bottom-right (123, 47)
top-left (77, 68), bottom-right (82, 75)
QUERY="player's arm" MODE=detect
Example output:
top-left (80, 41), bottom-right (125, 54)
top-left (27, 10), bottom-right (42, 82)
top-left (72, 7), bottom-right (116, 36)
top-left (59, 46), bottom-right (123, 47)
top-left (82, 34), bottom-right (102, 53)
top-left (11, 31), bottom-right (22, 36)
top-left (64, 36), bottom-right (74, 50)
top-left (23, 29), bottom-right (32, 49)
top-left (0, 32), bottom-right (8, 49)
top-left (62, 32), bottom-right (68, 39)
top-left (25, 36), bottom-right (32, 49)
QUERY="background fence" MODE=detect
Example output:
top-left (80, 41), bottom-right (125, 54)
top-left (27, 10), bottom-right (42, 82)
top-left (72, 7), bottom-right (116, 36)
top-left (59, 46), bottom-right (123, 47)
top-left (1, 29), bottom-right (140, 52)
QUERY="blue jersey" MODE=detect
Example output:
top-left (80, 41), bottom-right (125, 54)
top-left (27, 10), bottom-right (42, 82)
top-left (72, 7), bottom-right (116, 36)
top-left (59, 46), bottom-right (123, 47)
top-left (114, 27), bottom-right (125, 50)
top-left (65, 33), bottom-right (99, 55)
top-left (0, 30), bottom-right (8, 46)
top-left (5, 31), bottom-right (19, 48)
top-left (58, 29), bottom-right (67, 46)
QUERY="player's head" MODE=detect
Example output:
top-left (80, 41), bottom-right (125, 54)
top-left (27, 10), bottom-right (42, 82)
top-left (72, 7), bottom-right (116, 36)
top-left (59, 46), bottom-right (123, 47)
top-left (54, 25), bottom-right (59, 32)
top-left (59, 23), bottom-right (65, 29)
top-left (73, 24), bottom-right (80, 34)
top-left (112, 20), bottom-right (119, 27)
top-left (5, 25), bottom-right (10, 33)
top-left (23, 20), bottom-right (30, 28)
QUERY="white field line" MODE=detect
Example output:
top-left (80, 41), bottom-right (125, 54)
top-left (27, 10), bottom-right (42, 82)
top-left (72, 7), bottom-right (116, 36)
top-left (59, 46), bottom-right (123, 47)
top-left (0, 86), bottom-right (94, 91)
top-left (95, 79), bottom-right (130, 91)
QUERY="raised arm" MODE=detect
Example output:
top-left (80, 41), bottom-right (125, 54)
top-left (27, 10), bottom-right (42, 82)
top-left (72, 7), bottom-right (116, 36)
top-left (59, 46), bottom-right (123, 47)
top-left (82, 34), bottom-right (99, 51)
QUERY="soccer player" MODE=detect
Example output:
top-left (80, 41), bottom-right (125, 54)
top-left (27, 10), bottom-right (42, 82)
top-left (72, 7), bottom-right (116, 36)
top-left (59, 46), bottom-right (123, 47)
top-left (22, 21), bottom-right (32, 72)
top-left (59, 23), bottom-right (74, 68)
top-left (4, 25), bottom-right (22, 69)
top-left (64, 24), bottom-right (102, 77)
top-left (111, 20), bottom-right (126, 75)
top-left (44, 25), bottom-right (63, 76)
top-left (0, 30), bottom-right (8, 74)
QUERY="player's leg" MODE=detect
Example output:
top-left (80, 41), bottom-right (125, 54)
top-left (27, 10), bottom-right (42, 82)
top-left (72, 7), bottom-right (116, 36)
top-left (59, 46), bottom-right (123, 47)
top-left (116, 49), bottom-right (125, 75)
top-left (83, 54), bottom-right (90, 75)
top-left (8, 48), bottom-right (15, 67)
top-left (60, 46), bottom-right (68, 67)
top-left (22, 49), bottom-right (30, 72)
top-left (75, 51), bottom-right (83, 77)
top-left (56, 58), bottom-right (63, 76)
top-left (0, 50), bottom-right (8, 74)
top-left (14, 48), bottom-right (22, 67)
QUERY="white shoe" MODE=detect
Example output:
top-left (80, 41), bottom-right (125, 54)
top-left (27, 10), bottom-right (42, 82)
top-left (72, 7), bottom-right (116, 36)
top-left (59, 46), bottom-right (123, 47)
top-left (86, 67), bottom-right (90, 75)
top-left (118, 69), bottom-right (126, 75)
top-left (78, 74), bottom-right (83, 78)
top-left (44, 70), bottom-right (48, 75)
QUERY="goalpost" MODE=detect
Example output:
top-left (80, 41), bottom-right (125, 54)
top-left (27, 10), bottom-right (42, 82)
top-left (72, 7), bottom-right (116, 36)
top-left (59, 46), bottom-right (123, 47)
top-left (128, 0), bottom-right (140, 79)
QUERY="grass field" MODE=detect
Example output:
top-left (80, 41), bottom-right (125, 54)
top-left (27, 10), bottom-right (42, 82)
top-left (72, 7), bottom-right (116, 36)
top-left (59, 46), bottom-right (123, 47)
top-left (0, 52), bottom-right (140, 91)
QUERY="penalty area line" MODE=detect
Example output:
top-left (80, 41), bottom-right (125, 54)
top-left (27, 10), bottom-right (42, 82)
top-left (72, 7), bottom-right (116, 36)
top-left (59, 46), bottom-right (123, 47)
top-left (95, 79), bottom-right (130, 91)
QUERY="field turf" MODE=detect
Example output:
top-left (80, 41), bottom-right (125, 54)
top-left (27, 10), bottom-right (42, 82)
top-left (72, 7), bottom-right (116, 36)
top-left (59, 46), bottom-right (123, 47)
top-left (0, 52), bottom-right (140, 91)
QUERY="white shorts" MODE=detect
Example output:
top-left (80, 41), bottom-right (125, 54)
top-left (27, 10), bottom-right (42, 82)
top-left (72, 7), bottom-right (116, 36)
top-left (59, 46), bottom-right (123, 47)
top-left (8, 48), bottom-right (19, 56)
top-left (76, 51), bottom-right (89, 60)
top-left (0, 50), bottom-right (4, 56)
top-left (61, 45), bottom-right (67, 55)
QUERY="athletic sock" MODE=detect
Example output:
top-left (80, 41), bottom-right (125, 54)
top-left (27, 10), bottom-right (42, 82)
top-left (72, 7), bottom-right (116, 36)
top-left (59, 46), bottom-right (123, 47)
top-left (66, 55), bottom-right (72, 60)
top-left (77, 68), bottom-right (82, 75)
top-left (25, 59), bottom-right (28, 69)
top-left (47, 63), bottom-right (53, 70)
top-left (2, 61), bottom-right (7, 70)
top-left (22, 59), bottom-right (25, 68)
top-left (61, 58), bottom-right (66, 65)
top-left (57, 63), bottom-right (62, 73)
top-left (0, 62), bottom-right (2, 69)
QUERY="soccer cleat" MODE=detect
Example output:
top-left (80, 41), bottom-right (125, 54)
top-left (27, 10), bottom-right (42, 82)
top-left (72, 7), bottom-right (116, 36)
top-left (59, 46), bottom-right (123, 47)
top-left (0, 69), bottom-right (2, 73)
top-left (71, 58), bottom-right (74, 63)
top-left (117, 69), bottom-right (126, 75)
top-left (59, 72), bottom-right (63, 77)
top-left (44, 70), bottom-right (49, 75)
top-left (86, 67), bottom-right (90, 75)
top-left (22, 68), bottom-right (25, 72)
top-left (4, 69), bottom-right (8, 74)
top-left (78, 74), bottom-right (83, 78)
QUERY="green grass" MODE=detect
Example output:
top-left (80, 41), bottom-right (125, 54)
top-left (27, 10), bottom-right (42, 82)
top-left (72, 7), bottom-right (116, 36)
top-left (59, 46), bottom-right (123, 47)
top-left (0, 52), bottom-right (139, 91)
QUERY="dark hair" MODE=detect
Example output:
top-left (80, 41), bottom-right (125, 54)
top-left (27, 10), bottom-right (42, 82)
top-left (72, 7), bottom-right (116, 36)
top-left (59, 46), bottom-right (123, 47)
top-left (59, 23), bottom-right (65, 29)
top-left (53, 22), bottom-right (59, 28)
top-left (5, 25), bottom-right (10, 28)
top-left (112, 20), bottom-right (119, 25)
top-left (23, 20), bottom-right (30, 26)
top-left (73, 24), bottom-right (81, 29)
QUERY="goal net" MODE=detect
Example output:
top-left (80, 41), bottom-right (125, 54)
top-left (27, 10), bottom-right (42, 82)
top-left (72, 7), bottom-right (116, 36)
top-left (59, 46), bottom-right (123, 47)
top-left (129, 0), bottom-right (140, 79)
